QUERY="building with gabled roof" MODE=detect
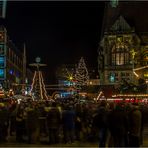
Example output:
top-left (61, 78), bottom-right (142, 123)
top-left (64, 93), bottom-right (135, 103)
top-left (98, 1), bottom-right (148, 85)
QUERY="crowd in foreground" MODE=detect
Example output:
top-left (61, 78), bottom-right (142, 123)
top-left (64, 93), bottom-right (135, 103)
top-left (0, 97), bottom-right (147, 147)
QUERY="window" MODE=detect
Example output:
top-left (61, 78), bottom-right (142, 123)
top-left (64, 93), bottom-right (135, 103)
top-left (111, 41), bottom-right (130, 65)
top-left (109, 72), bottom-right (116, 83)
top-left (0, 45), bottom-right (4, 55)
top-left (0, 69), bottom-right (4, 79)
top-left (0, 56), bottom-right (4, 68)
top-left (121, 72), bottom-right (125, 77)
top-left (0, 32), bottom-right (4, 42)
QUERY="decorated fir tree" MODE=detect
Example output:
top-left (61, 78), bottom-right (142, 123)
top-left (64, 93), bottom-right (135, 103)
top-left (75, 57), bottom-right (89, 88)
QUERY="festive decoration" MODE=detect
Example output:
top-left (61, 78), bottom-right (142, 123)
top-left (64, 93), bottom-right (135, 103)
top-left (112, 94), bottom-right (148, 97)
top-left (130, 48), bottom-right (137, 59)
top-left (0, 88), bottom-right (5, 98)
top-left (29, 57), bottom-right (48, 100)
top-left (75, 57), bottom-right (89, 87)
top-left (133, 65), bottom-right (148, 71)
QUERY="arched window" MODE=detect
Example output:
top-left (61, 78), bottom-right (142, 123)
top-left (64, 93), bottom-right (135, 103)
top-left (111, 42), bottom-right (129, 66)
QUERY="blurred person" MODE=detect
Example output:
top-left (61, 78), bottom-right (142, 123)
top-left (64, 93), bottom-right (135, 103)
top-left (9, 103), bottom-right (17, 136)
top-left (46, 102), bottom-right (61, 144)
top-left (0, 103), bottom-right (9, 142)
top-left (26, 104), bottom-right (40, 144)
top-left (75, 103), bottom-right (82, 141)
top-left (62, 104), bottom-right (76, 144)
top-left (128, 103), bottom-right (142, 147)
top-left (81, 103), bottom-right (91, 141)
top-left (16, 104), bottom-right (25, 143)
top-left (95, 100), bottom-right (109, 147)
top-left (108, 102), bottom-right (128, 147)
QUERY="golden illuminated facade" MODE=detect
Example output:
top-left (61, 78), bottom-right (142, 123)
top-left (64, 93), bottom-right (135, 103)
top-left (98, 2), bottom-right (148, 85)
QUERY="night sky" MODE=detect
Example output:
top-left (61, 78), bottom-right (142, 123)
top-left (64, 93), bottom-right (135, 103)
top-left (1, 1), bottom-right (105, 83)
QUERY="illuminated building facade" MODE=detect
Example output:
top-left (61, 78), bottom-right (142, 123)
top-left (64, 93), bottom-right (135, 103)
top-left (0, 26), bottom-right (23, 88)
top-left (98, 1), bottom-right (148, 85)
top-left (0, 26), bottom-right (33, 89)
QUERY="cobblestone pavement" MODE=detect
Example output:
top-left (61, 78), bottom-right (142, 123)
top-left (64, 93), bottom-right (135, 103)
top-left (0, 127), bottom-right (148, 147)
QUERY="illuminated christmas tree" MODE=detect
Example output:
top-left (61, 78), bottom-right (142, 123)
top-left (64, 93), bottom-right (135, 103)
top-left (75, 57), bottom-right (89, 88)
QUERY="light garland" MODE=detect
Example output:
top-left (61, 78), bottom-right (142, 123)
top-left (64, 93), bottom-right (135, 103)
top-left (39, 71), bottom-right (43, 99)
top-left (133, 65), bottom-right (148, 71)
top-left (112, 94), bottom-right (148, 97)
top-left (30, 71), bottom-right (37, 92)
top-left (96, 91), bottom-right (103, 100)
top-left (133, 71), bottom-right (139, 77)
top-left (30, 58), bottom-right (48, 100)
top-left (75, 57), bottom-right (89, 86)
top-left (31, 70), bottom-right (49, 100)
top-left (40, 71), bottom-right (48, 99)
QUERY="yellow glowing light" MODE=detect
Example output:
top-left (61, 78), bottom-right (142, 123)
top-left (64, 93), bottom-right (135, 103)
top-left (89, 81), bottom-right (93, 85)
top-left (130, 49), bottom-right (137, 59)
top-left (69, 76), bottom-right (73, 80)
top-left (144, 73), bottom-right (148, 77)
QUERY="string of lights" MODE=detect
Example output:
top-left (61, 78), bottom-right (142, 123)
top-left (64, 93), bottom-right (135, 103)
top-left (133, 65), bottom-right (148, 71)
top-left (40, 71), bottom-right (48, 99)
top-left (39, 71), bottom-right (43, 99)
top-left (30, 71), bottom-right (37, 92)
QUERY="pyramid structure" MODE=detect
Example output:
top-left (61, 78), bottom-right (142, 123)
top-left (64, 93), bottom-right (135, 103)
top-left (30, 70), bottom-right (48, 100)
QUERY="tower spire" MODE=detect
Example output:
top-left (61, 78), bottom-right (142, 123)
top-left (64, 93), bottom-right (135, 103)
top-left (23, 43), bottom-right (26, 84)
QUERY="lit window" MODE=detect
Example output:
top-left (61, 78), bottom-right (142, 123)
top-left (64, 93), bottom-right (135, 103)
top-left (109, 73), bottom-right (116, 83)
top-left (111, 42), bottom-right (129, 66)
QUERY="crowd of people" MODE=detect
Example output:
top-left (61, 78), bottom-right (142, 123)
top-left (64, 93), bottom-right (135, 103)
top-left (0, 97), bottom-right (147, 147)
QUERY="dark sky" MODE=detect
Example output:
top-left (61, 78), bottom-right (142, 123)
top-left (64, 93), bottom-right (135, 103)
top-left (1, 1), bottom-right (105, 83)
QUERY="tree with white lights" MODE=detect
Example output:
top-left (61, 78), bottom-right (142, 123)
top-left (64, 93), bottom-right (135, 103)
top-left (75, 57), bottom-right (89, 87)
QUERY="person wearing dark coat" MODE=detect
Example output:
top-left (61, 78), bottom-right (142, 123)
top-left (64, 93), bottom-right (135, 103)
top-left (46, 102), bottom-right (61, 144)
top-left (62, 104), bottom-right (76, 144)
top-left (108, 103), bottom-right (128, 147)
top-left (128, 103), bottom-right (142, 147)
top-left (96, 100), bottom-right (108, 147)
top-left (15, 105), bottom-right (24, 143)
top-left (75, 103), bottom-right (82, 141)
top-left (0, 104), bottom-right (9, 142)
top-left (26, 105), bottom-right (40, 144)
